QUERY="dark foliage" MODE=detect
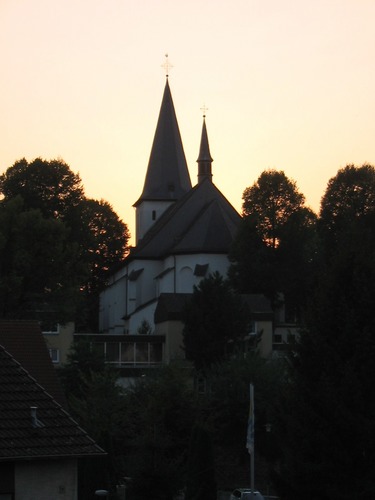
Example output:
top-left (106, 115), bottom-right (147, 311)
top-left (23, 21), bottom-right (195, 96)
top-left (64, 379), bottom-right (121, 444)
top-left (0, 157), bottom-right (129, 329)
top-left (230, 170), bottom-right (319, 319)
top-left (185, 424), bottom-right (217, 500)
top-left (182, 272), bottom-right (250, 370)
top-left (277, 165), bottom-right (375, 499)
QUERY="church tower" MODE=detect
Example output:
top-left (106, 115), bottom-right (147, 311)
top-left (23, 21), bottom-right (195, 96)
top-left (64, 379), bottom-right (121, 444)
top-left (133, 78), bottom-right (191, 243)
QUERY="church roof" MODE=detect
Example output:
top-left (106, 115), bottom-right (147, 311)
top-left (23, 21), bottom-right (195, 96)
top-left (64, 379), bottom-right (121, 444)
top-left (133, 78), bottom-right (191, 206)
top-left (129, 177), bottom-right (241, 259)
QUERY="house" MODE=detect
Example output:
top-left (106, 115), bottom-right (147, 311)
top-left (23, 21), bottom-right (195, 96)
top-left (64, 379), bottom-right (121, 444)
top-left (0, 320), bottom-right (105, 499)
top-left (42, 321), bottom-right (75, 367)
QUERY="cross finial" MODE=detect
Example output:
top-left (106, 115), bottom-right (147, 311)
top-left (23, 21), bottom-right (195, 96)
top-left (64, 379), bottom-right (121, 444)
top-left (162, 53), bottom-right (173, 78)
top-left (200, 104), bottom-right (208, 118)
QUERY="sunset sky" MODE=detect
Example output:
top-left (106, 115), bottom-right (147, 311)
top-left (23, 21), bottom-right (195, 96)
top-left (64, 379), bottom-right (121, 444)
top-left (2, 0), bottom-right (375, 244)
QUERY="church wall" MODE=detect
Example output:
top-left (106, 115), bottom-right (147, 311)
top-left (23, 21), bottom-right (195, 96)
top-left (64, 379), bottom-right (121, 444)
top-left (99, 274), bottom-right (127, 334)
top-left (136, 200), bottom-right (175, 243)
top-left (174, 253), bottom-right (231, 292)
top-left (157, 267), bottom-right (175, 294)
top-left (155, 253), bottom-right (231, 295)
top-left (128, 300), bottom-right (158, 335)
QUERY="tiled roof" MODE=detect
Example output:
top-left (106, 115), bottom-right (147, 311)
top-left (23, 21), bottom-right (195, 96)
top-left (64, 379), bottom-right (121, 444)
top-left (0, 320), bottom-right (67, 408)
top-left (0, 344), bottom-right (105, 461)
top-left (130, 178), bottom-right (241, 259)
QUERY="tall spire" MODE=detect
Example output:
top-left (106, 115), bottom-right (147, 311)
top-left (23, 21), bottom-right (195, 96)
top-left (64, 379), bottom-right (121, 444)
top-left (134, 78), bottom-right (191, 207)
top-left (197, 115), bottom-right (213, 183)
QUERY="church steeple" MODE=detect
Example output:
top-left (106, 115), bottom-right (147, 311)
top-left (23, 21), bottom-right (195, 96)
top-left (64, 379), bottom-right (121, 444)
top-left (197, 115), bottom-right (213, 183)
top-left (133, 77), bottom-right (192, 243)
top-left (134, 78), bottom-right (191, 207)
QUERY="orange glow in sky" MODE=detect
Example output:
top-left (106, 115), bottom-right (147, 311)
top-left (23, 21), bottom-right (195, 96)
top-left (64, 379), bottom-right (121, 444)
top-left (2, 0), bottom-right (375, 244)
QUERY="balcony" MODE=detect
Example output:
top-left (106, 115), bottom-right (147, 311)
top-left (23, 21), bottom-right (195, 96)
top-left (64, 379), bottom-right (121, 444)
top-left (74, 334), bottom-right (165, 368)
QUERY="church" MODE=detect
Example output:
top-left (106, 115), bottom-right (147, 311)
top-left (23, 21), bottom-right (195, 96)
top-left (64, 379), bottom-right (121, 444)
top-left (98, 76), bottom-right (245, 363)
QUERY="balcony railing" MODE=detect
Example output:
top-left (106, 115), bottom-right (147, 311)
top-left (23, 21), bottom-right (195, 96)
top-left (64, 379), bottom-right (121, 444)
top-left (74, 334), bottom-right (165, 367)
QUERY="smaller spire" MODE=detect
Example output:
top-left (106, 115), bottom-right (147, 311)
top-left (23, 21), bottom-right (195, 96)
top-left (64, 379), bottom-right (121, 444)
top-left (197, 113), bottom-right (213, 183)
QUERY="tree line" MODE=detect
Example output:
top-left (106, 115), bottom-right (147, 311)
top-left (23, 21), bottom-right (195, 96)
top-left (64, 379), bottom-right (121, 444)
top-left (1, 157), bottom-right (375, 499)
top-left (182, 164), bottom-right (375, 499)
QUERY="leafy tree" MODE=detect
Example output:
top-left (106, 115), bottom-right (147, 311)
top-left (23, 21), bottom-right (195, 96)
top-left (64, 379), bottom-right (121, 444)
top-left (277, 190), bottom-right (375, 498)
top-left (0, 196), bottom-right (85, 321)
top-left (185, 424), bottom-right (217, 500)
top-left (79, 198), bottom-right (130, 290)
top-left (121, 365), bottom-right (195, 500)
top-left (77, 198), bottom-right (130, 330)
top-left (0, 158), bottom-right (129, 328)
top-left (59, 340), bottom-right (125, 497)
top-left (230, 170), bottom-right (318, 318)
top-left (0, 157), bottom-right (84, 220)
top-left (319, 163), bottom-right (375, 255)
top-left (200, 355), bottom-right (285, 492)
top-left (58, 339), bottom-right (106, 400)
top-left (182, 272), bottom-right (250, 370)
top-left (242, 169), bottom-right (305, 249)
top-left (228, 216), bottom-right (276, 297)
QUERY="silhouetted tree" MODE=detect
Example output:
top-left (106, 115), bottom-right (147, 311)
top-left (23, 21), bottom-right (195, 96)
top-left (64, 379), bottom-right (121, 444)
top-left (230, 170), bottom-right (318, 319)
top-left (185, 424), bottom-right (217, 500)
top-left (182, 272), bottom-right (250, 370)
top-left (0, 157), bottom-right (84, 220)
top-left (0, 196), bottom-right (85, 322)
top-left (277, 168), bottom-right (375, 499)
top-left (242, 169), bottom-right (306, 249)
top-left (0, 158), bottom-right (129, 328)
top-left (319, 163), bottom-right (375, 256)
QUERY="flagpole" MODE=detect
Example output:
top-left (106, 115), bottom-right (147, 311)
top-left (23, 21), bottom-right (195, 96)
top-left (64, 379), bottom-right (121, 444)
top-left (250, 383), bottom-right (254, 500)
top-left (246, 384), bottom-right (255, 500)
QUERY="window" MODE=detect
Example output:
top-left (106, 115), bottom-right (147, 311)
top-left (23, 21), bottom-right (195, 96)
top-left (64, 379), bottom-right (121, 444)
top-left (48, 348), bottom-right (60, 363)
top-left (248, 320), bottom-right (256, 334)
top-left (41, 321), bottom-right (59, 334)
top-left (152, 210), bottom-right (156, 220)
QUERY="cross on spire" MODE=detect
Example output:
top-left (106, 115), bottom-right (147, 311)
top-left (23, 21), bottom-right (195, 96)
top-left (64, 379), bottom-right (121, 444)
top-left (200, 104), bottom-right (208, 118)
top-left (161, 53), bottom-right (173, 78)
